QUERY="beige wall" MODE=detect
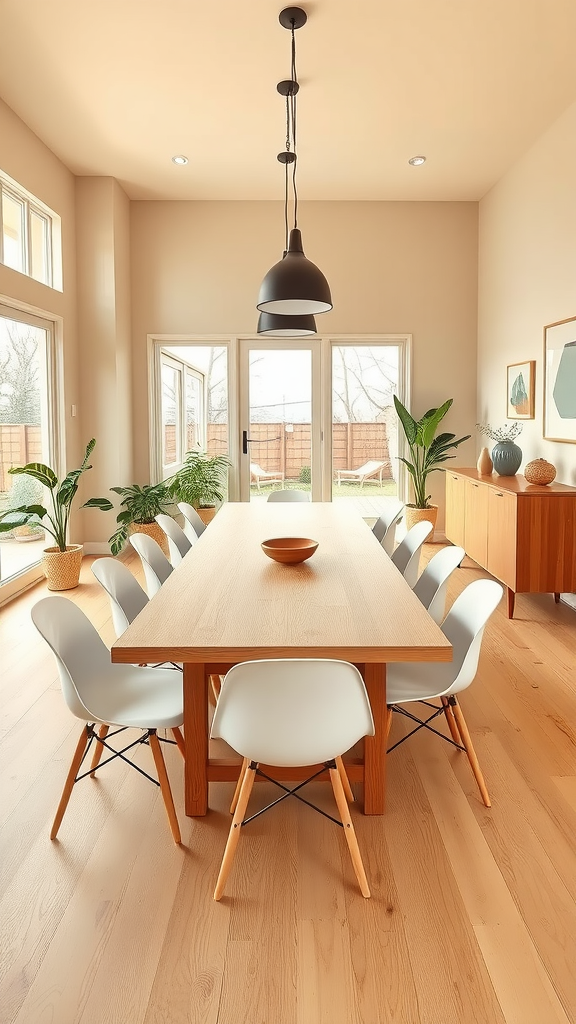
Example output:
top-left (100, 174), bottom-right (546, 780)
top-left (478, 100), bottom-right (576, 486)
top-left (75, 177), bottom-right (133, 545)
top-left (130, 199), bottom-right (479, 521)
top-left (0, 97), bottom-right (81, 479)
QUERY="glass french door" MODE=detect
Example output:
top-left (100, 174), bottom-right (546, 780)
top-left (238, 340), bottom-right (322, 501)
top-left (0, 305), bottom-right (58, 592)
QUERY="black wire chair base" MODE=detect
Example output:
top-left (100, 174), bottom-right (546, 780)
top-left (387, 698), bottom-right (465, 754)
top-left (241, 761), bottom-right (343, 828)
top-left (74, 724), bottom-right (178, 786)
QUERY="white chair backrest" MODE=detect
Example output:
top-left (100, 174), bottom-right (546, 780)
top-left (91, 557), bottom-right (148, 637)
top-left (155, 513), bottom-right (193, 565)
top-left (177, 501), bottom-right (206, 538)
top-left (441, 579), bottom-right (503, 694)
top-left (211, 659), bottom-right (374, 767)
top-left (390, 520), bottom-right (433, 587)
top-left (413, 545), bottom-right (465, 624)
top-left (267, 489), bottom-right (310, 503)
top-left (372, 500), bottom-right (405, 554)
top-left (31, 597), bottom-right (113, 721)
top-left (129, 533), bottom-right (173, 596)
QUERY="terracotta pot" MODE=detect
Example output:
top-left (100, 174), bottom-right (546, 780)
top-left (196, 506), bottom-right (217, 526)
top-left (404, 504), bottom-right (438, 539)
top-left (129, 521), bottom-right (170, 557)
top-left (43, 544), bottom-right (83, 591)
top-left (477, 447), bottom-right (493, 475)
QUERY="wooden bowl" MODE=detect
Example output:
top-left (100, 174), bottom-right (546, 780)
top-left (261, 537), bottom-right (319, 564)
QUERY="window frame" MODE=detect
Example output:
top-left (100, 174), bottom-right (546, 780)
top-left (0, 170), bottom-right (60, 289)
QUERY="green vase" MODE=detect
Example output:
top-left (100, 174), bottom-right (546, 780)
top-left (491, 441), bottom-right (522, 476)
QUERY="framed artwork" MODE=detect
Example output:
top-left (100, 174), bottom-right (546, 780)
top-left (544, 316), bottom-right (576, 443)
top-left (507, 360), bottom-right (535, 419)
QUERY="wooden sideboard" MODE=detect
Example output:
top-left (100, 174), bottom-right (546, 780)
top-left (445, 469), bottom-right (576, 617)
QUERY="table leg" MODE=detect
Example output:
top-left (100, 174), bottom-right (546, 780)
top-left (184, 662), bottom-right (209, 816)
top-left (363, 663), bottom-right (387, 814)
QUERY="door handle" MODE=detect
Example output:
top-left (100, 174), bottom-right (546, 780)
top-left (242, 430), bottom-right (281, 454)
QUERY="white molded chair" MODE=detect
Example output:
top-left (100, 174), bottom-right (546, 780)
top-left (390, 520), bottom-right (433, 588)
top-left (91, 557), bottom-right (148, 636)
top-left (31, 597), bottom-right (185, 843)
top-left (267, 489), bottom-right (310, 503)
top-left (413, 545), bottom-right (465, 624)
top-left (155, 513), bottom-right (193, 566)
top-left (372, 500), bottom-right (405, 556)
top-left (386, 578), bottom-right (503, 807)
top-left (178, 501), bottom-right (206, 539)
top-left (210, 658), bottom-right (375, 901)
top-left (129, 533), bottom-right (173, 597)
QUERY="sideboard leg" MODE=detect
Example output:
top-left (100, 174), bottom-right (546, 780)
top-left (507, 588), bottom-right (515, 619)
top-left (554, 592), bottom-right (561, 604)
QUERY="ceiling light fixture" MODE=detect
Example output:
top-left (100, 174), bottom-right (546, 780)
top-left (257, 7), bottom-right (332, 320)
top-left (172, 154), bottom-right (189, 165)
top-left (408, 155), bottom-right (426, 166)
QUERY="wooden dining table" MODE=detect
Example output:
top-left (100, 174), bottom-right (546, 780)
top-left (111, 501), bottom-right (452, 816)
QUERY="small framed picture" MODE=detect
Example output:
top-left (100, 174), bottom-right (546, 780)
top-left (507, 360), bottom-right (535, 419)
top-left (544, 316), bottom-right (576, 443)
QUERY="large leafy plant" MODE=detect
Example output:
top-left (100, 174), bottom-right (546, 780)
top-left (0, 439), bottom-right (113, 551)
top-left (168, 447), bottom-right (230, 509)
top-left (106, 481), bottom-right (173, 556)
top-left (394, 397), bottom-right (470, 509)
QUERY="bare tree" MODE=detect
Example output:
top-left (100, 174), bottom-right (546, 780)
top-left (0, 327), bottom-right (41, 424)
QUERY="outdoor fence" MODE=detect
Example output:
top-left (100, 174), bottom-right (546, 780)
top-left (0, 425), bottom-right (43, 493)
top-left (1, 420), bottom-right (393, 494)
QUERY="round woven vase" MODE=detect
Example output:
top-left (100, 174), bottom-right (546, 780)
top-left (404, 504), bottom-right (438, 540)
top-left (43, 544), bottom-right (83, 591)
top-left (524, 458), bottom-right (557, 485)
top-left (491, 441), bottom-right (522, 476)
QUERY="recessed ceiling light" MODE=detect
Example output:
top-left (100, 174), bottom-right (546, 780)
top-left (408, 155), bottom-right (426, 166)
top-left (172, 155), bottom-right (189, 165)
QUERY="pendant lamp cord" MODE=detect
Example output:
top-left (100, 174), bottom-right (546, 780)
top-left (290, 20), bottom-right (299, 229)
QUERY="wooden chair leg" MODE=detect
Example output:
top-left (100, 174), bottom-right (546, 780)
top-left (336, 755), bottom-right (354, 802)
top-left (441, 697), bottom-right (461, 746)
top-left (385, 706), bottom-right (393, 741)
top-left (329, 766), bottom-right (370, 898)
top-left (51, 724), bottom-right (91, 840)
top-left (171, 726), bottom-right (186, 759)
top-left (149, 731), bottom-right (181, 843)
top-left (451, 701), bottom-right (491, 808)
top-left (230, 757), bottom-right (249, 814)
top-left (89, 724), bottom-right (109, 776)
top-left (209, 674), bottom-right (223, 705)
top-left (214, 763), bottom-right (256, 901)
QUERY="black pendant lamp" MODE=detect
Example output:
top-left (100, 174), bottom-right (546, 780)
top-left (257, 310), bottom-right (317, 337)
top-left (257, 7), bottom-right (332, 319)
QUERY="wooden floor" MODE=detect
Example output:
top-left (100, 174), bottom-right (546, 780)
top-left (1, 546), bottom-right (576, 1024)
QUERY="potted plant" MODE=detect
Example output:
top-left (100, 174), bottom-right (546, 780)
top-left (0, 439), bottom-right (113, 590)
top-left (168, 446), bottom-right (231, 526)
top-left (394, 396), bottom-right (470, 537)
top-left (106, 481), bottom-right (174, 556)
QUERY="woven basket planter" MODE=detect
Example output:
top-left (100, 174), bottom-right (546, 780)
top-left (404, 504), bottom-right (438, 540)
top-left (129, 521), bottom-right (170, 557)
top-left (43, 544), bottom-right (83, 591)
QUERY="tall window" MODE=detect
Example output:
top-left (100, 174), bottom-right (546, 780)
top-left (160, 352), bottom-right (206, 478)
top-left (0, 169), bottom-right (61, 289)
top-left (0, 307), bottom-right (58, 588)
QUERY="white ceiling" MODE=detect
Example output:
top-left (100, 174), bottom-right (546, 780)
top-left (1, 0), bottom-right (576, 202)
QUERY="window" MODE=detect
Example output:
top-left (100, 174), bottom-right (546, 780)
top-left (0, 169), bottom-right (60, 289)
top-left (159, 351), bottom-right (206, 478)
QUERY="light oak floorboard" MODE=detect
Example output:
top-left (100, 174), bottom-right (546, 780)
top-left (0, 548), bottom-right (575, 1023)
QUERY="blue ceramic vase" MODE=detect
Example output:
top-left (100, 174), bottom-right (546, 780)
top-left (491, 441), bottom-right (522, 476)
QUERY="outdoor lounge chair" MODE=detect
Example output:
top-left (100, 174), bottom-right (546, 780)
top-left (336, 459), bottom-right (388, 488)
top-left (250, 462), bottom-right (285, 490)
